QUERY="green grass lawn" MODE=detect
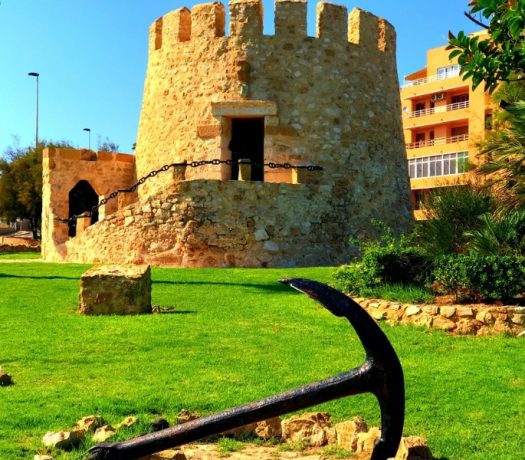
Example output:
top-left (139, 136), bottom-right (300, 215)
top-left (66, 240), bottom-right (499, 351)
top-left (0, 251), bottom-right (41, 259)
top-left (0, 263), bottom-right (523, 459)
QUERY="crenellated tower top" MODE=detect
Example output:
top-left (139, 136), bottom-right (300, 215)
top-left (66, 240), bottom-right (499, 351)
top-left (149, 0), bottom-right (395, 54)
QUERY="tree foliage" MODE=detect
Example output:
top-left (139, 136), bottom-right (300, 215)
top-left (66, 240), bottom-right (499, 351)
top-left (478, 100), bottom-right (525, 207)
top-left (448, 0), bottom-right (525, 92)
top-left (0, 141), bottom-right (71, 238)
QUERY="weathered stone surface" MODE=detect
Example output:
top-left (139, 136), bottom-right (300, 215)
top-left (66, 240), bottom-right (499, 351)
top-left (75, 415), bottom-right (105, 432)
top-left (456, 307), bottom-right (474, 318)
top-left (79, 265), bottom-right (152, 315)
top-left (476, 310), bottom-right (494, 324)
top-left (92, 425), bottom-right (117, 443)
top-left (255, 417), bottom-right (282, 440)
top-left (355, 426), bottom-right (381, 454)
top-left (405, 306), bottom-right (421, 317)
top-left (281, 412), bottom-right (332, 447)
top-left (335, 416), bottom-right (368, 451)
top-left (115, 416), bottom-right (138, 429)
top-left (394, 436), bottom-right (433, 460)
top-left (432, 317), bottom-right (456, 331)
top-left (440, 306), bottom-right (456, 318)
top-left (42, 429), bottom-right (84, 449)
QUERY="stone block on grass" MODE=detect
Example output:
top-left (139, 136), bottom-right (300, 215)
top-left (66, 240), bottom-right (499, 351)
top-left (79, 265), bottom-right (152, 315)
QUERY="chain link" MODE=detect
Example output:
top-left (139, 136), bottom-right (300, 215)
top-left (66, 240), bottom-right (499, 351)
top-left (55, 159), bottom-right (323, 224)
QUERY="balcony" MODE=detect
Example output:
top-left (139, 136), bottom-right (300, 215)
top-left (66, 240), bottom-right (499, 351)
top-left (406, 134), bottom-right (469, 150)
top-left (407, 101), bottom-right (469, 119)
top-left (401, 68), bottom-right (461, 88)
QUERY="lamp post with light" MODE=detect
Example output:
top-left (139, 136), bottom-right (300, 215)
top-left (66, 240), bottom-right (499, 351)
top-left (83, 128), bottom-right (91, 150)
top-left (27, 72), bottom-right (40, 149)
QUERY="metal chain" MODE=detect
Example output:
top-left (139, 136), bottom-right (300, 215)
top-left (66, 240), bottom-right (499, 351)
top-left (54, 158), bottom-right (323, 224)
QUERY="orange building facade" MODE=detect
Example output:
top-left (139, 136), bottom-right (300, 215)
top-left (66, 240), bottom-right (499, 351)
top-left (400, 39), bottom-right (493, 219)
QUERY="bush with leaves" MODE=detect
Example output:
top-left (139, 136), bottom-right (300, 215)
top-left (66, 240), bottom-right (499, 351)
top-left (415, 186), bottom-right (495, 255)
top-left (333, 222), bottom-right (432, 296)
top-left (432, 254), bottom-right (525, 302)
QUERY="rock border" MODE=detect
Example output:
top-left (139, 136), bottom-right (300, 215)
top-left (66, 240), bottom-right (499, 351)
top-left (355, 298), bottom-right (525, 336)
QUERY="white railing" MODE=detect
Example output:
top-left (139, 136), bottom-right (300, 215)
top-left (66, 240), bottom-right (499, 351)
top-left (408, 100), bottom-right (469, 118)
top-left (406, 134), bottom-right (469, 150)
top-left (401, 68), bottom-right (461, 88)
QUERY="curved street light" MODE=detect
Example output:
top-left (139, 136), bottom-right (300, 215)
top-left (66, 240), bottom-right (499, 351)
top-left (28, 72), bottom-right (40, 149)
top-left (83, 128), bottom-right (91, 150)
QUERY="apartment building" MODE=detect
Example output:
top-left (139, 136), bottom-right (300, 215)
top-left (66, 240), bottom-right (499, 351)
top-left (400, 39), bottom-right (493, 219)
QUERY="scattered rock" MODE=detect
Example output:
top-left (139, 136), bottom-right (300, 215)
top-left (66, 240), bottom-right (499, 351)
top-left (42, 429), bottom-right (84, 450)
top-left (255, 417), bottom-right (282, 440)
top-left (176, 409), bottom-right (199, 424)
top-left (394, 436), bottom-right (433, 460)
top-left (281, 412), bottom-right (332, 447)
top-left (116, 416), bottom-right (138, 429)
top-left (517, 330), bottom-right (525, 338)
top-left (355, 426), bottom-right (381, 454)
top-left (75, 415), bottom-right (105, 432)
top-left (93, 425), bottom-right (117, 443)
top-left (0, 372), bottom-right (13, 386)
top-left (34, 455), bottom-right (54, 460)
top-left (151, 418), bottom-right (170, 432)
top-left (335, 416), bottom-right (368, 451)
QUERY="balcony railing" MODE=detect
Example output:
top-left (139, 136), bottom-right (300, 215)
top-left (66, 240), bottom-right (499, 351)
top-left (406, 134), bottom-right (469, 150)
top-left (407, 100), bottom-right (469, 118)
top-left (401, 69), bottom-right (461, 88)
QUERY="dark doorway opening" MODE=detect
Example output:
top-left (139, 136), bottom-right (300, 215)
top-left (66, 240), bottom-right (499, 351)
top-left (68, 180), bottom-right (99, 237)
top-left (229, 118), bottom-right (265, 181)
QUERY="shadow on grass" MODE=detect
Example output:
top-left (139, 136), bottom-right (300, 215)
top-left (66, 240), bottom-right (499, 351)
top-left (0, 273), bottom-right (79, 280)
top-left (153, 280), bottom-right (297, 294)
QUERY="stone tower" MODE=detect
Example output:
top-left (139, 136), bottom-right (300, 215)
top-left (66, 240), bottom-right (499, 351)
top-left (42, 0), bottom-right (412, 267)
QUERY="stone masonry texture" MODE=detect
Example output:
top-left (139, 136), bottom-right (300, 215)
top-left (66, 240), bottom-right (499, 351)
top-left (42, 0), bottom-right (413, 267)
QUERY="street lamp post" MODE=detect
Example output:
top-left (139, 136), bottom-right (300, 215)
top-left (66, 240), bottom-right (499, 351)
top-left (83, 128), bottom-right (91, 150)
top-left (28, 72), bottom-right (39, 149)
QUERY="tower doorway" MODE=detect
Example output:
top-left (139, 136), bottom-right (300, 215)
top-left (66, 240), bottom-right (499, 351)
top-left (68, 180), bottom-right (99, 237)
top-left (228, 118), bottom-right (265, 181)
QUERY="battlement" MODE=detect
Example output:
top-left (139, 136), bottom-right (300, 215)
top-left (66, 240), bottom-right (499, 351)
top-left (44, 147), bottom-right (135, 164)
top-left (149, 0), bottom-right (395, 53)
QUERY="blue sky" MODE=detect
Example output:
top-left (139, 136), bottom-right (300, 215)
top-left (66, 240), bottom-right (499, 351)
top-left (0, 0), bottom-right (478, 154)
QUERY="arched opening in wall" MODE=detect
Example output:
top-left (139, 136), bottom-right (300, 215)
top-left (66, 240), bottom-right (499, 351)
top-left (228, 118), bottom-right (265, 181)
top-left (68, 180), bottom-right (99, 237)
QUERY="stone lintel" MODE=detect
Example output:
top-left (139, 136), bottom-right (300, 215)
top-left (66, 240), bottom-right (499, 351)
top-left (211, 100), bottom-right (277, 117)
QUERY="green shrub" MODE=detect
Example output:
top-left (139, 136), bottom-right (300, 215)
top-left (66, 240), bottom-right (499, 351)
top-left (432, 255), bottom-right (525, 301)
top-left (415, 186), bottom-right (494, 255)
top-left (333, 221), bottom-right (432, 296)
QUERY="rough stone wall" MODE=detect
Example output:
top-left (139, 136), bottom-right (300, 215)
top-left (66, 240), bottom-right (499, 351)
top-left (357, 298), bottom-right (525, 336)
top-left (58, 179), bottom-right (356, 267)
top-left (42, 148), bottom-right (136, 261)
top-left (134, 0), bottom-right (411, 234)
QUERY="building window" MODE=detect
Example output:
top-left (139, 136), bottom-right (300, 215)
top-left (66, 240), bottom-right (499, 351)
top-left (451, 94), bottom-right (469, 104)
top-left (436, 64), bottom-right (460, 80)
top-left (408, 152), bottom-right (468, 179)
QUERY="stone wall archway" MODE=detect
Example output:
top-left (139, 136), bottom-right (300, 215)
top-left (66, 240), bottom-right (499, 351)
top-left (68, 180), bottom-right (99, 237)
